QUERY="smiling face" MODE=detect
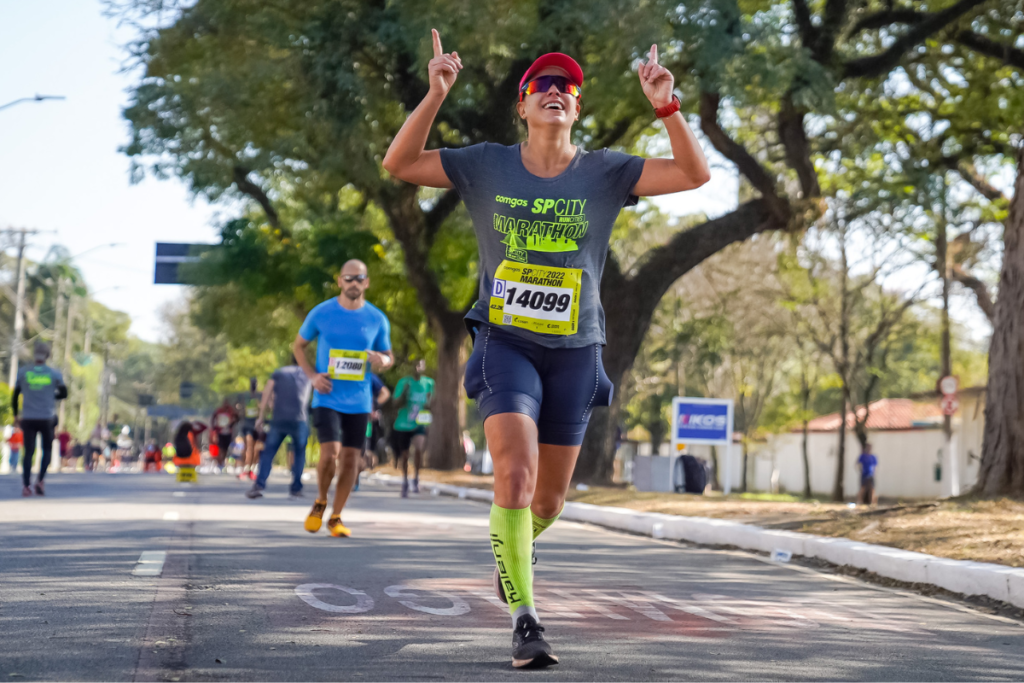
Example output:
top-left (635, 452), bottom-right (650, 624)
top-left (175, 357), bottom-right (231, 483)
top-left (516, 66), bottom-right (580, 131)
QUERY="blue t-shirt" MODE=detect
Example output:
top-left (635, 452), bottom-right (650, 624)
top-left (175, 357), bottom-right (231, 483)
top-left (858, 453), bottom-right (878, 478)
top-left (298, 299), bottom-right (392, 414)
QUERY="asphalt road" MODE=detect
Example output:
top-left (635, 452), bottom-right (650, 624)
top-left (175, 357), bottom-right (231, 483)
top-left (2, 471), bottom-right (1023, 682)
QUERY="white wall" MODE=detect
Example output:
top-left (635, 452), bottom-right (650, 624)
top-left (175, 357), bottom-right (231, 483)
top-left (750, 427), bottom-right (977, 500)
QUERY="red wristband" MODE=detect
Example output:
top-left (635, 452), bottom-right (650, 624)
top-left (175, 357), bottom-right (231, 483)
top-left (654, 95), bottom-right (681, 119)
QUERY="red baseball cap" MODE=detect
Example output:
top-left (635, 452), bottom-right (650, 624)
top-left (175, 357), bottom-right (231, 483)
top-left (519, 53), bottom-right (584, 90)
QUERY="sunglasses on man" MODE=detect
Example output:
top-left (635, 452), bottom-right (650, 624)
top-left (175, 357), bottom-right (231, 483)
top-left (341, 274), bottom-right (368, 283)
top-left (519, 75), bottom-right (582, 102)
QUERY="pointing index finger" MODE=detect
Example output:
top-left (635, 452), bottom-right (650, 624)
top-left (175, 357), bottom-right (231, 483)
top-left (649, 44), bottom-right (658, 64)
top-left (432, 29), bottom-right (443, 58)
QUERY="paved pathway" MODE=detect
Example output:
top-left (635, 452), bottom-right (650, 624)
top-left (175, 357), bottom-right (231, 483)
top-left (2, 473), bottom-right (1022, 681)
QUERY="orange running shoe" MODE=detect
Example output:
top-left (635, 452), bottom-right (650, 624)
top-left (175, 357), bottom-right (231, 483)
top-left (327, 515), bottom-right (351, 537)
top-left (304, 499), bottom-right (327, 533)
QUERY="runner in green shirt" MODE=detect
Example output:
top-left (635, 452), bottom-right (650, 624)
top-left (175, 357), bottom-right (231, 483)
top-left (391, 359), bottom-right (435, 497)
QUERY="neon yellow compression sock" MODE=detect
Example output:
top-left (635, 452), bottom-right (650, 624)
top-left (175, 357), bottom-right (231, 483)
top-left (489, 504), bottom-right (536, 623)
top-left (531, 507), bottom-right (562, 540)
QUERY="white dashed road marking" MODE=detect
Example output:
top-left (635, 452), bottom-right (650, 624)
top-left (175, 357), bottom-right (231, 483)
top-left (132, 551), bottom-right (167, 577)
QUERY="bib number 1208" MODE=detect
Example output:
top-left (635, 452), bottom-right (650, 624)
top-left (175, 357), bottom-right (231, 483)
top-left (328, 350), bottom-right (368, 381)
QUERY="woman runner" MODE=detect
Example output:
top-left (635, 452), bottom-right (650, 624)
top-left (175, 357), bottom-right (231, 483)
top-left (383, 30), bottom-right (710, 669)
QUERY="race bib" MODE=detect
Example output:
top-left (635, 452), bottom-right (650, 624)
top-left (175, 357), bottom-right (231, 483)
top-left (415, 410), bottom-right (433, 426)
top-left (245, 404), bottom-right (258, 418)
top-left (488, 261), bottom-right (582, 335)
top-left (328, 350), bottom-right (368, 381)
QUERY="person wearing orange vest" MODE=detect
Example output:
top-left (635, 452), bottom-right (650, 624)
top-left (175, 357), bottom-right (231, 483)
top-left (172, 420), bottom-right (207, 468)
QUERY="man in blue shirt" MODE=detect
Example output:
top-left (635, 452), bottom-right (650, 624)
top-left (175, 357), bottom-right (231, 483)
top-left (246, 358), bottom-right (312, 500)
top-left (857, 443), bottom-right (878, 505)
top-left (293, 259), bottom-right (394, 537)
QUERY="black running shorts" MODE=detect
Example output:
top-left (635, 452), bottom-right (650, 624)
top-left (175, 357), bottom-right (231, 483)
top-left (463, 323), bottom-right (613, 446)
top-left (313, 407), bottom-right (369, 449)
top-left (391, 426), bottom-right (427, 455)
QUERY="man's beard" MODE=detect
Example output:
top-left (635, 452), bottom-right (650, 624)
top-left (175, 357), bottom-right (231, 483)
top-left (343, 287), bottom-right (362, 301)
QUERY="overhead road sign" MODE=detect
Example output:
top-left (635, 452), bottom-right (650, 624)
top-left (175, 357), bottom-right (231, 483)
top-left (146, 405), bottom-right (214, 420)
top-left (154, 242), bottom-right (215, 284)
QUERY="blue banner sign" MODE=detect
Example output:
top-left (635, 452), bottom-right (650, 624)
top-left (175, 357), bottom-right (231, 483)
top-left (671, 397), bottom-right (734, 446)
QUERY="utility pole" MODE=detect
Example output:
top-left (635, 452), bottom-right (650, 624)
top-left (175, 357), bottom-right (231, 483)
top-left (78, 319), bottom-right (92, 431)
top-left (99, 345), bottom-right (111, 429)
top-left (52, 277), bottom-right (67, 365)
top-left (59, 296), bottom-right (75, 430)
top-left (5, 228), bottom-right (40, 387)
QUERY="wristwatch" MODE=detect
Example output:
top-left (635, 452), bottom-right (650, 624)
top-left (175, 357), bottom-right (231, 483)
top-left (654, 95), bottom-right (681, 119)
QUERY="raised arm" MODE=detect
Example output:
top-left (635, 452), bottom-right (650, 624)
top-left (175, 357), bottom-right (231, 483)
top-left (631, 44), bottom-right (711, 197)
top-left (381, 29), bottom-right (461, 188)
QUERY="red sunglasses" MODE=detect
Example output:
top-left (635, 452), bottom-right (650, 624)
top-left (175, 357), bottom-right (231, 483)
top-left (519, 75), bottom-right (582, 102)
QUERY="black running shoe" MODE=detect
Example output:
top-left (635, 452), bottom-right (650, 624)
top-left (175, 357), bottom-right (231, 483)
top-left (511, 615), bottom-right (557, 669)
top-left (494, 542), bottom-right (537, 604)
top-left (245, 485), bottom-right (263, 499)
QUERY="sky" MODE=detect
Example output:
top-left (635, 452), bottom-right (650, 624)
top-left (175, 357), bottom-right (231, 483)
top-left (1, 0), bottom-right (227, 342)
top-left (0, 0), bottom-right (987, 347)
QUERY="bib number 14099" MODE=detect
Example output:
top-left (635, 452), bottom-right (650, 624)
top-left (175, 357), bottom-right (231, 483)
top-left (489, 261), bottom-right (581, 336)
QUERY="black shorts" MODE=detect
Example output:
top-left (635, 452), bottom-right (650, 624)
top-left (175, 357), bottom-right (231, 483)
top-left (391, 427), bottom-right (427, 454)
top-left (463, 323), bottom-right (613, 446)
top-left (217, 433), bottom-right (233, 453)
top-left (313, 407), bottom-right (368, 449)
top-left (242, 424), bottom-right (258, 438)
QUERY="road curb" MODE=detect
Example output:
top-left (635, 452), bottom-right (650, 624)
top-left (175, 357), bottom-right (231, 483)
top-left (369, 473), bottom-right (1024, 609)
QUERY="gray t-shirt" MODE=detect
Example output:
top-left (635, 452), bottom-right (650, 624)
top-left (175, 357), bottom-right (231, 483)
top-left (270, 365), bottom-right (312, 423)
top-left (16, 364), bottom-right (64, 420)
top-left (440, 143), bottom-right (645, 348)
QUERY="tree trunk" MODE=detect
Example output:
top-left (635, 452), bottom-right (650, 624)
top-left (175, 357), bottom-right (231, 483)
top-left (574, 395), bottom-right (622, 483)
top-left (426, 319), bottom-right (467, 470)
top-left (853, 422), bottom-right (869, 451)
top-left (741, 439), bottom-right (750, 492)
top-left (800, 371), bottom-right (812, 498)
top-left (379, 184), bottom-right (469, 471)
top-left (833, 389), bottom-right (849, 501)
top-left (801, 419), bottom-right (811, 498)
top-left (977, 149), bottom-right (1024, 496)
top-left (710, 445), bottom-right (721, 491)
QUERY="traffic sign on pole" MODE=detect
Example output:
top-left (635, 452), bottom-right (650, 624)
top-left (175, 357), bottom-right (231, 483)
top-left (940, 395), bottom-right (959, 416)
top-left (938, 375), bottom-right (959, 396)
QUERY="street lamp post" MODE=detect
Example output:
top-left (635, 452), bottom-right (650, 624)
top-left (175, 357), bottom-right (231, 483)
top-left (0, 95), bottom-right (66, 112)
